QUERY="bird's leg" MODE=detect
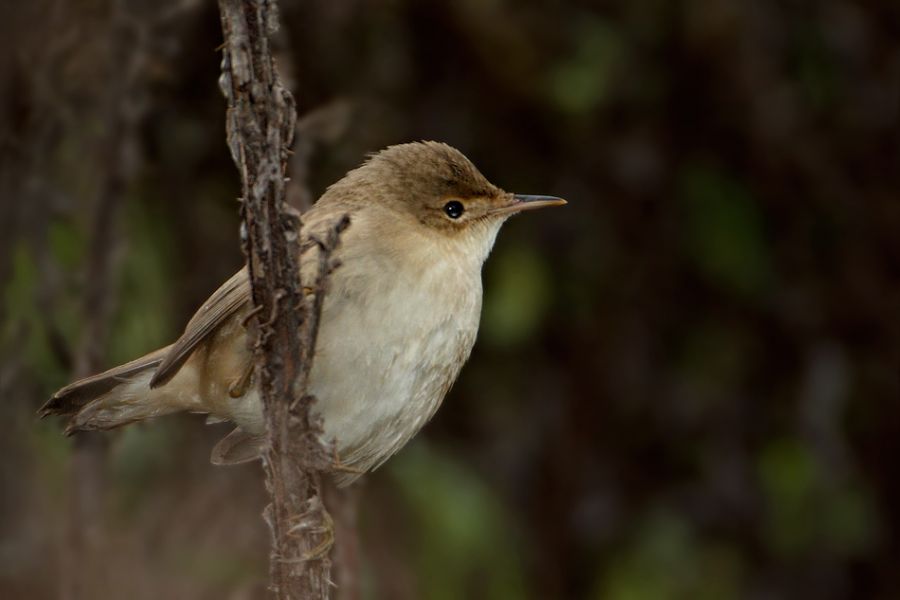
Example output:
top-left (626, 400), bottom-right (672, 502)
top-left (228, 360), bottom-right (255, 398)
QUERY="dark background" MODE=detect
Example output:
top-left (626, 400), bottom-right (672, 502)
top-left (1, 0), bottom-right (898, 598)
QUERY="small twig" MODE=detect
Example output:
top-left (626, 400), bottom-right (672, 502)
top-left (291, 215), bottom-right (350, 405)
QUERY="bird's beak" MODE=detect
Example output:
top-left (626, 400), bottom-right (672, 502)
top-left (491, 194), bottom-right (567, 216)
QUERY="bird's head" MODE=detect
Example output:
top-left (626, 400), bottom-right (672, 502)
top-left (321, 141), bottom-right (565, 264)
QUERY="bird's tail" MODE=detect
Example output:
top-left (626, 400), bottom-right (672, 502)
top-left (39, 346), bottom-right (191, 434)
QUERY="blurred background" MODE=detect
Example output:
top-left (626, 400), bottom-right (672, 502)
top-left (1, 0), bottom-right (898, 598)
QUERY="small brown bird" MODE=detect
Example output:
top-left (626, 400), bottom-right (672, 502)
top-left (41, 141), bottom-right (565, 484)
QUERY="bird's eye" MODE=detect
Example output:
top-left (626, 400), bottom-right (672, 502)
top-left (443, 200), bottom-right (465, 219)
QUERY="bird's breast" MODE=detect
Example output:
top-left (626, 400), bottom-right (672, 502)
top-left (308, 250), bottom-right (482, 472)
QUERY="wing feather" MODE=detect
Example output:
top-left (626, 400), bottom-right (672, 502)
top-left (149, 268), bottom-right (250, 388)
top-left (148, 207), bottom-right (349, 390)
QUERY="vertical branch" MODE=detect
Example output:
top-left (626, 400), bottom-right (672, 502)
top-left (217, 1), bottom-right (340, 597)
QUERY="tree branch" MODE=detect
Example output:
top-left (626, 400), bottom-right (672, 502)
top-left (217, 1), bottom-right (340, 597)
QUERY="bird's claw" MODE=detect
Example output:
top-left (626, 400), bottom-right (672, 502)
top-left (330, 447), bottom-right (363, 475)
top-left (228, 361), bottom-right (255, 398)
top-left (281, 500), bottom-right (334, 562)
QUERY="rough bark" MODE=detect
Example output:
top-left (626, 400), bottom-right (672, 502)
top-left (217, 1), bottom-right (339, 597)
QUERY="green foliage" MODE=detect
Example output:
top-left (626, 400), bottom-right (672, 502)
top-left (4, 244), bottom-right (41, 351)
top-left (389, 442), bottom-right (528, 600)
top-left (793, 24), bottom-right (838, 111)
top-left (110, 423), bottom-right (181, 513)
top-left (482, 242), bottom-right (552, 348)
top-left (758, 438), bottom-right (817, 556)
top-left (758, 438), bottom-right (878, 559)
top-left (3, 243), bottom-right (72, 392)
top-left (547, 16), bottom-right (624, 115)
top-left (679, 164), bottom-right (771, 297)
top-left (106, 198), bottom-right (175, 366)
top-left (597, 509), bottom-right (743, 600)
top-left (48, 219), bottom-right (88, 270)
top-left (28, 420), bottom-right (73, 500)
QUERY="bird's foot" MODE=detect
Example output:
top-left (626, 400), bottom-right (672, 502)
top-left (330, 447), bottom-right (364, 475)
top-left (299, 510), bottom-right (334, 562)
top-left (280, 498), bottom-right (334, 562)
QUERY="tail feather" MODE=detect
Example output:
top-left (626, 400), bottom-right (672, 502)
top-left (210, 428), bottom-right (264, 465)
top-left (39, 346), bottom-right (182, 434)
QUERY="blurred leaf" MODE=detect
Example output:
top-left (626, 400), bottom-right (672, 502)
top-left (48, 219), bottom-right (87, 270)
top-left (679, 164), bottom-right (771, 297)
top-left (546, 17), bottom-right (624, 115)
top-left (758, 438), bottom-right (878, 559)
top-left (28, 420), bottom-right (72, 500)
top-left (597, 509), bottom-right (742, 600)
top-left (482, 242), bottom-right (552, 347)
top-left (3, 243), bottom-right (70, 389)
top-left (793, 24), bottom-right (838, 111)
top-left (106, 198), bottom-right (175, 366)
top-left (758, 438), bottom-right (817, 557)
top-left (111, 423), bottom-right (180, 512)
top-left (821, 485), bottom-right (878, 556)
top-left (3, 243), bottom-right (39, 342)
top-left (389, 442), bottom-right (528, 600)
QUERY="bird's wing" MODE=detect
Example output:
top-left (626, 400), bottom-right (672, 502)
top-left (211, 427), bottom-right (265, 465)
top-left (149, 268), bottom-right (251, 388)
top-left (148, 206), bottom-right (351, 389)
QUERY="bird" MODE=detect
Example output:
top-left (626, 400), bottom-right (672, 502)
top-left (40, 141), bottom-right (566, 485)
